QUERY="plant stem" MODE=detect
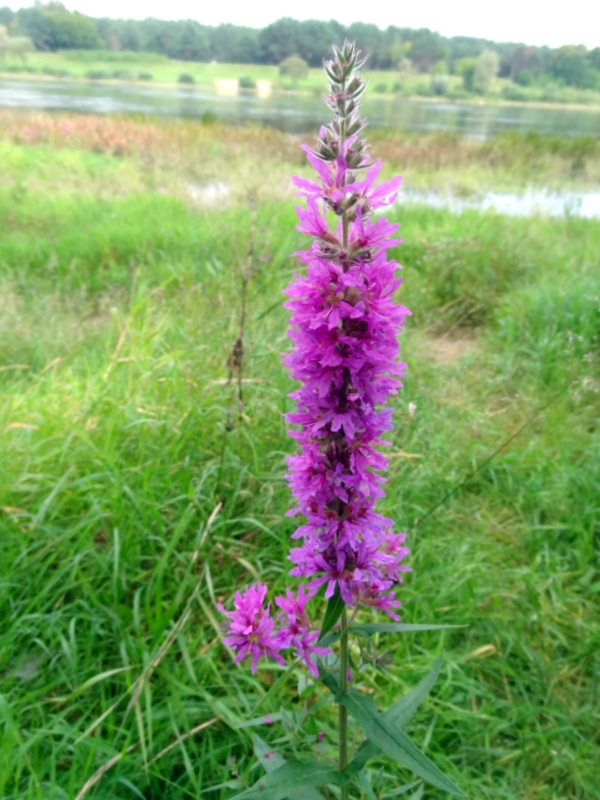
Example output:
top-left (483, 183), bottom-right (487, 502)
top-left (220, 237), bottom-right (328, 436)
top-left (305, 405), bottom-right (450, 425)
top-left (338, 51), bottom-right (350, 798)
top-left (339, 606), bottom-right (349, 798)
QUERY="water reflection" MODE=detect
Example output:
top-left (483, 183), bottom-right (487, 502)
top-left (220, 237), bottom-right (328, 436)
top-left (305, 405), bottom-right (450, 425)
top-left (1, 78), bottom-right (599, 138)
top-left (397, 189), bottom-right (600, 219)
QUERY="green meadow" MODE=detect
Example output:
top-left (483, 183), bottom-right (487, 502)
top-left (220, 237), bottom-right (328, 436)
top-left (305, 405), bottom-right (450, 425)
top-left (1, 49), bottom-right (452, 93)
top-left (0, 111), bottom-right (599, 799)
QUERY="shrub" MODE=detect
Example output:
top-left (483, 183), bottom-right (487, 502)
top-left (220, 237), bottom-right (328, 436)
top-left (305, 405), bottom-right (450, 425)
top-left (415, 83), bottom-right (435, 97)
top-left (201, 110), bottom-right (219, 124)
top-left (178, 73), bottom-right (195, 85)
top-left (515, 69), bottom-right (534, 87)
top-left (85, 69), bottom-right (111, 80)
top-left (445, 87), bottom-right (470, 100)
top-left (64, 49), bottom-right (168, 64)
top-left (3, 64), bottom-right (37, 74)
top-left (138, 71), bottom-right (153, 81)
top-left (502, 84), bottom-right (531, 101)
top-left (238, 74), bottom-right (256, 89)
top-left (112, 69), bottom-right (136, 81)
top-left (374, 82), bottom-right (388, 93)
top-left (431, 74), bottom-right (449, 96)
top-left (42, 67), bottom-right (72, 77)
top-left (279, 55), bottom-right (308, 86)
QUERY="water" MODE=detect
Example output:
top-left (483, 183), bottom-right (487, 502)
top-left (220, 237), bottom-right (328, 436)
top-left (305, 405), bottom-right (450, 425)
top-left (397, 189), bottom-right (600, 220)
top-left (1, 78), bottom-right (600, 138)
top-left (183, 180), bottom-right (600, 220)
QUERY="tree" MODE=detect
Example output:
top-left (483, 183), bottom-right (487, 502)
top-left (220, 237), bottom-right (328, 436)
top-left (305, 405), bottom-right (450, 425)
top-left (588, 47), bottom-right (600, 71)
top-left (551, 45), bottom-right (597, 88)
top-left (260, 18), bottom-right (301, 64)
top-left (514, 68), bottom-right (534, 86)
top-left (7, 35), bottom-right (33, 61)
top-left (0, 25), bottom-right (34, 61)
top-left (346, 21), bottom-right (383, 68)
top-left (296, 19), bottom-right (343, 67)
top-left (45, 10), bottom-right (100, 49)
top-left (457, 57), bottom-right (476, 91)
top-left (279, 54), bottom-right (308, 87)
top-left (473, 49), bottom-right (499, 93)
top-left (0, 7), bottom-right (14, 27)
top-left (408, 28), bottom-right (447, 72)
top-left (0, 24), bottom-right (8, 60)
top-left (14, 6), bottom-right (54, 50)
top-left (385, 36), bottom-right (412, 70)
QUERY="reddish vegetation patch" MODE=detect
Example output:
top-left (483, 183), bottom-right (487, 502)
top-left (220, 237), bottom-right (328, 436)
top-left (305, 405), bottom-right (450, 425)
top-left (0, 108), bottom-right (297, 163)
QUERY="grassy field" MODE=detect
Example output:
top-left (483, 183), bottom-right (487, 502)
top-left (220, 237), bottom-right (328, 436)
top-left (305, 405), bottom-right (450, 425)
top-left (1, 108), bottom-right (599, 195)
top-left (0, 50), bottom-right (431, 92)
top-left (0, 112), bottom-right (599, 799)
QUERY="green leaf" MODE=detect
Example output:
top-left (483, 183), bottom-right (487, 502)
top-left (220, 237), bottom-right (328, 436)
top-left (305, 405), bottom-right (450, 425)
top-left (229, 754), bottom-right (344, 800)
top-left (317, 629), bottom-right (340, 649)
top-left (251, 735), bottom-right (326, 799)
top-left (252, 733), bottom-right (286, 771)
top-left (346, 655), bottom-right (443, 775)
top-left (358, 768), bottom-right (377, 800)
top-left (408, 784), bottom-right (425, 800)
top-left (318, 586), bottom-right (345, 642)
top-left (351, 623), bottom-right (465, 637)
top-left (238, 713), bottom-right (284, 729)
top-left (383, 780), bottom-right (422, 797)
top-left (340, 689), bottom-right (464, 796)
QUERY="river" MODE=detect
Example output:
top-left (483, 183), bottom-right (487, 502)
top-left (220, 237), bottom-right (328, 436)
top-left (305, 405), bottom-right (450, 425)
top-left (1, 78), bottom-right (600, 138)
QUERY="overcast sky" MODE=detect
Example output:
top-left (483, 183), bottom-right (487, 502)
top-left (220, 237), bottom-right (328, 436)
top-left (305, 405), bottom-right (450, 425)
top-left (4, 0), bottom-right (598, 49)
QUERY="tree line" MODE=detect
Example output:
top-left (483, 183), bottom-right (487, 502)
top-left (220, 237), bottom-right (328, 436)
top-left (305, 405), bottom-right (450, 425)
top-left (1, 2), bottom-right (599, 90)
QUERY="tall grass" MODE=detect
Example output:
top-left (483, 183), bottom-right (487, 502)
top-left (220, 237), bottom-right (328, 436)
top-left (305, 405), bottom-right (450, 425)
top-left (1, 110), bottom-right (599, 194)
top-left (0, 124), bottom-right (598, 799)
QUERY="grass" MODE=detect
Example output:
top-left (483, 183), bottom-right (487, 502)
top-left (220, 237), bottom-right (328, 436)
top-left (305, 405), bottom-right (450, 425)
top-left (0, 50), bottom-right (423, 92)
top-left (1, 110), bottom-right (599, 196)
top-left (0, 116), bottom-right (599, 800)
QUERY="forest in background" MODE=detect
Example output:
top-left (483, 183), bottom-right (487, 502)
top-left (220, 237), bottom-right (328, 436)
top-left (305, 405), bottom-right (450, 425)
top-left (1, 1), bottom-right (600, 95)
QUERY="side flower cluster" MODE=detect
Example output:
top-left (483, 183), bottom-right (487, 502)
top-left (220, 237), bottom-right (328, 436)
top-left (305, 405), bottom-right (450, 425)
top-left (219, 41), bottom-right (410, 676)
top-left (217, 583), bottom-right (328, 676)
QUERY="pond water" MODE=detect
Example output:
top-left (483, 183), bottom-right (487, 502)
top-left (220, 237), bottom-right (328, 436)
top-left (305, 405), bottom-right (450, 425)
top-left (186, 180), bottom-right (600, 220)
top-left (1, 78), bottom-right (600, 139)
top-left (397, 189), bottom-right (600, 220)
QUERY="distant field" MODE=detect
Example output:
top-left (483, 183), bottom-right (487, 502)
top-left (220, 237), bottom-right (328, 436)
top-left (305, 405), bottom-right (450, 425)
top-left (0, 49), bottom-right (404, 88)
top-left (0, 49), bottom-right (471, 94)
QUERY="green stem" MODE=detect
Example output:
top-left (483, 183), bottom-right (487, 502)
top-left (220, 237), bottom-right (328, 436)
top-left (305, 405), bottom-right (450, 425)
top-left (338, 52), bottom-right (351, 799)
top-left (339, 607), bottom-right (349, 798)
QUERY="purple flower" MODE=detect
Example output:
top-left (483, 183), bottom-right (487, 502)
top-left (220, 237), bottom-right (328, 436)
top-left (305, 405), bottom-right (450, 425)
top-left (218, 582), bottom-right (331, 675)
top-left (284, 42), bottom-right (411, 618)
top-left (218, 42), bottom-right (410, 677)
top-left (217, 583), bottom-right (285, 674)
top-left (275, 585), bottom-right (330, 677)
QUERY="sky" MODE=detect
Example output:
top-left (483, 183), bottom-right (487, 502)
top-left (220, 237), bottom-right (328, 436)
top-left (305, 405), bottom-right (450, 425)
top-left (4, 0), bottom-right (599, 49)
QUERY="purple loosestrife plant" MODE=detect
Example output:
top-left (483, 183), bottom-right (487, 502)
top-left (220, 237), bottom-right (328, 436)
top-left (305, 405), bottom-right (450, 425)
top-left (220, 42), bottom-right (464, 799)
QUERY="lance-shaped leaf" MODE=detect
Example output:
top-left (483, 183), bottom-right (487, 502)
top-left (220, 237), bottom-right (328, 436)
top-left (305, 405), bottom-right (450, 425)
top-left (339, 691), bottom-right (464, 796)
top-left (319, 660), bottom-right (463, 797)
top-left (229, 755), bottom-right (345, 800)
top-left (346, 654), bottom-right (444, 775)
top-left (318, 586), bottom-right (345, 642)
top-left (351, 623), bottom-right (465, 637)
top-left (250, 735), bottom-right (326, 800)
